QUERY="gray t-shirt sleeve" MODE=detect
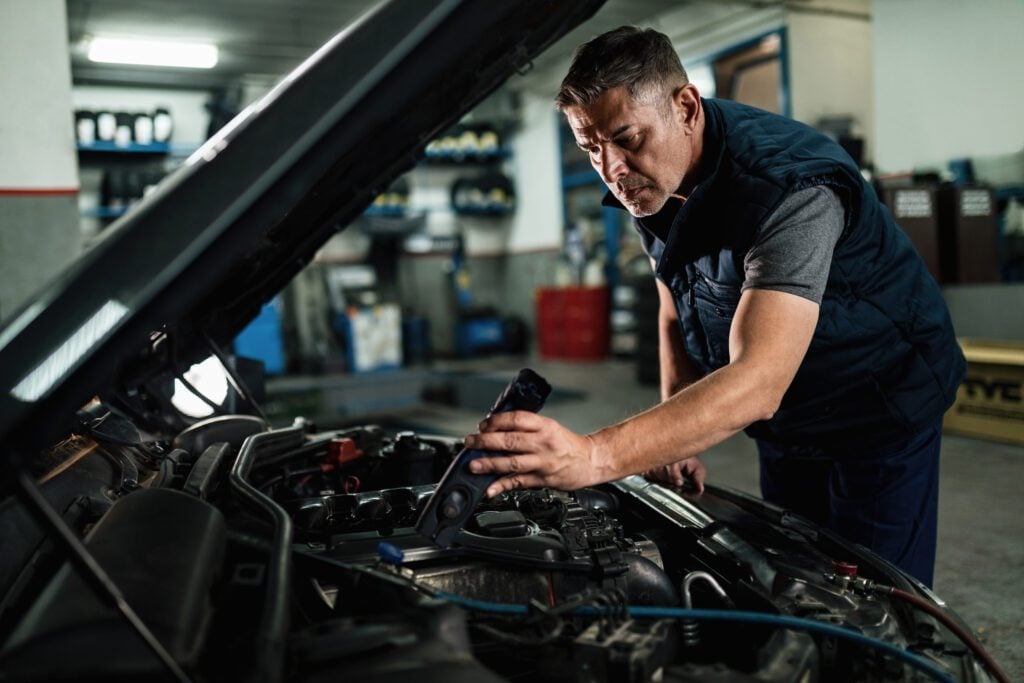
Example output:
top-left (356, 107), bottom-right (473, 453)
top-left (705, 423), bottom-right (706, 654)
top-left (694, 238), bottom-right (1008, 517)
top-left (741, 185), bottom-right (845, 304)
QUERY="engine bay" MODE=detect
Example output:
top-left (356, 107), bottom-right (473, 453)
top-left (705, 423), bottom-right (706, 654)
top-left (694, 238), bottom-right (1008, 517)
top-left (0, 407), bottom-right (993, 683)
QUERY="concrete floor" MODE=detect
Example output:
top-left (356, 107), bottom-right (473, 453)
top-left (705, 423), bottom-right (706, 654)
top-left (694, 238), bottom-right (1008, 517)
top-left (414, 356), bottom-right (1024, 680)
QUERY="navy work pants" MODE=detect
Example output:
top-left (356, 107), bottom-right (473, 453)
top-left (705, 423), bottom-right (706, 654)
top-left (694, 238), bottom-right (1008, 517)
top-left (756, 420), bottom-right (942, 587)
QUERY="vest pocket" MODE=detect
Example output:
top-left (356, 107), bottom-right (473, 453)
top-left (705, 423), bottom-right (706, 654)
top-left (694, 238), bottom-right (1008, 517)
top-left (692, 273), bottom-right (741, 365)
top-left (867, 349), bottom-right (946, 432)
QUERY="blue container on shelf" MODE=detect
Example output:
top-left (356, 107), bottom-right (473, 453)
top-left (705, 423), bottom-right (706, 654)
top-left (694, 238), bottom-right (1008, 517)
top-left (333, 304), bottom-right (403, 373)
top-left (234, 298), bottom-right (286, 375)
top-left (948, 158), bottom-right (974, 186)
top-left (455, 317), bottom-right (506, 358)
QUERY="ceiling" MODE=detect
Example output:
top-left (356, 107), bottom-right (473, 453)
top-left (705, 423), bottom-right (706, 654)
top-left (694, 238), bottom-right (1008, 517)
top-left (65, 0), bottom-right (689, 93)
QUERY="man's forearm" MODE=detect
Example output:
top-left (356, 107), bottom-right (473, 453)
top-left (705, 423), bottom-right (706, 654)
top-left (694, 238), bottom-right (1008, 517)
top-left (590, 358), bottom-right (776, 480)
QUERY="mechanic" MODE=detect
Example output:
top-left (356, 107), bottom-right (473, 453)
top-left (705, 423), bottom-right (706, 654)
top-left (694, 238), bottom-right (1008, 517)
top-left (465, 26), bottom-right (965, 587)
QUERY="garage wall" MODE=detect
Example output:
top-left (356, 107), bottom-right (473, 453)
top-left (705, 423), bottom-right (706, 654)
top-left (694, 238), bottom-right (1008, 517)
top-left (0, 0), bottom-right (81, 324)
top-left (0, 2), bottom-right (79, 193)
top-left (873, 0), bottom-right (1024, 173)
top-left (787, 5), bottom-right (873, 161)
top-left (873, 0), bottom-right (1024, 341)
top-left (654, 0), bottom-right (874, 157)
top-left (509, 93), bottom-right (563, 252)
top-left (943, 284), bottom-right (1024, 341)
top-left (503, 92), bottom-right (564, 349)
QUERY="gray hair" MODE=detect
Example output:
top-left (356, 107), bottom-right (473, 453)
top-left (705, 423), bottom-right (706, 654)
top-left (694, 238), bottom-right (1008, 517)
top-left (556, 26), bottom-right (688, 111)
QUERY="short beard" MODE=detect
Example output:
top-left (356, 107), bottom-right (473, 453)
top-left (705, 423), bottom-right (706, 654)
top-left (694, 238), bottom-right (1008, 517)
top-left (622, 190), bottom-right (668, 218)
top-left (627, 202), bottom-right (658, 218)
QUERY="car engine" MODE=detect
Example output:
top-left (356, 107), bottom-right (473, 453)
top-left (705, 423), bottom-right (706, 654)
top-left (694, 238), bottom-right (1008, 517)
top-left (0, 412), bottom-right (995, 682)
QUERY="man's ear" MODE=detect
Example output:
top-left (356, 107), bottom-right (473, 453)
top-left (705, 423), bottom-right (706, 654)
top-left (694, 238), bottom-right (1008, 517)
top-left (674, 83), bottom-right (701, 133)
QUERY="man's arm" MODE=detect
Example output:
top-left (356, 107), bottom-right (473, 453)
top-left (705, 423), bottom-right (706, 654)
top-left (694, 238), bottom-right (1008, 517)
top-left (467, 187), bottom-right (841, 495)
top-left (647, 275), bottom-right (707, 490)
top-left (465, 288), bottom-right (819, 495)
top-left (591, 288), bottom-right (818, 476)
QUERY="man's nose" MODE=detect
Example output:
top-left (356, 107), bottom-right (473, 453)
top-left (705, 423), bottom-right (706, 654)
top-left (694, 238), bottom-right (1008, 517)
top-left (596, 146), bottom-right (628, 184)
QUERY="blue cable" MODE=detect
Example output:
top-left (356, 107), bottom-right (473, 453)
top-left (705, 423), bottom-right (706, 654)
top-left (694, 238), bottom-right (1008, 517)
top-left (434, 591), bottom-right (956, 683)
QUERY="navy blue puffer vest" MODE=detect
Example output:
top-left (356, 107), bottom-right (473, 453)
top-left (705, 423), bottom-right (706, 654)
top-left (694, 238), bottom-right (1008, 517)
top-left (612, 98), bottom-right (965, 449)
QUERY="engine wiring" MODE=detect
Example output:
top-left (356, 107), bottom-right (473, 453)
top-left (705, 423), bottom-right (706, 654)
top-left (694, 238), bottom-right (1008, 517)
top-left (471, 588), bottom-right (629, 646)
top-left (827, 571), bottom-right (1011, 683)
top-left (883, 586), bottom-right (1010, 683)
top-left (434, 591), bottom-right (961, 683)
top-left (472, 616), bottom-right (566, 647)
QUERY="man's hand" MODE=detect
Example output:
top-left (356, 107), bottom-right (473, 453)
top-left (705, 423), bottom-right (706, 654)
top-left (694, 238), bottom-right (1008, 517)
top-left (463, 412), bottom-right (612, 497)
top-left (643, 455), bottom-right (706, 493)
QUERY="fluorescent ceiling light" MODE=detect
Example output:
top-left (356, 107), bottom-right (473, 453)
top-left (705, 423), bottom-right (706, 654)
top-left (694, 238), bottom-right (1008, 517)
top-left (88, 37), bottom-right (218, 69)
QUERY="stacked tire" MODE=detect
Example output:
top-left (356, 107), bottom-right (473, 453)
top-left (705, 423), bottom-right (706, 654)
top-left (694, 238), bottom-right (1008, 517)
top-left (630, 274), bottom-right (660, 386)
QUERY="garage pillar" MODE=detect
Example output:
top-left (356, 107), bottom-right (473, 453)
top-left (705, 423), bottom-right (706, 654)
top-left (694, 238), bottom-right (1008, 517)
top-left (0, 0), bottom-right (81, 324)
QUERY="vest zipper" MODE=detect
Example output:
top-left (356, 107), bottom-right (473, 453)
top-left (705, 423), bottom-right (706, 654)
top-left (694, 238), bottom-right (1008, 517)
top-left (688, 272), bottom-right (707, 306)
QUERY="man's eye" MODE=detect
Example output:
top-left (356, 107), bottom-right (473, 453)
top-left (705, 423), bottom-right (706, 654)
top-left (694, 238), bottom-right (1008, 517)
top-left (618, 133), bottom-right (640, 148)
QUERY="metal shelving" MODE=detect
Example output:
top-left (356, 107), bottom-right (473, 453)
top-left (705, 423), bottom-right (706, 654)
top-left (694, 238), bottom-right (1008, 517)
top-left (76, 141), bottom-right (170, 154)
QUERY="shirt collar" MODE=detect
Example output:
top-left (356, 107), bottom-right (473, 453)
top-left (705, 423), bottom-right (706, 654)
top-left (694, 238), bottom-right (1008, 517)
top-left (601, 191), bottom-right (623, 209)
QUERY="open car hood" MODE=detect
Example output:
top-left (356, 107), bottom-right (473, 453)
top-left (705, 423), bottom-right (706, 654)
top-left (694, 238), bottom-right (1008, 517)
top-left (0, 0), bottom-right (604, 455)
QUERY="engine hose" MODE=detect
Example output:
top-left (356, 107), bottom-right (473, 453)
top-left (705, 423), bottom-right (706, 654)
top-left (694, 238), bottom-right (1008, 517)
top-left (681, 571), bottom-right (729, 647)
top-left (884, 586), bottom-right (1010, 683)
top-left (434, 591), bottom-right (956, 683)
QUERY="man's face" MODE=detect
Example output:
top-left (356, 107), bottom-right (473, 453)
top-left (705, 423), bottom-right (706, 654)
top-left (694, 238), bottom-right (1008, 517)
top-left (565, 85), bottom-right (695, 217)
